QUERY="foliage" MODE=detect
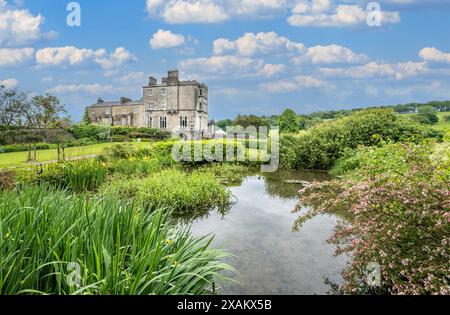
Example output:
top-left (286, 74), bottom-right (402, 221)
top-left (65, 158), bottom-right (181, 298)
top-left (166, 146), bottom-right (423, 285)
top-left (294, 142), bottom-right (450, 294)
top-left (100, 169), bottom-right (232, 217)
top-left (0, 186), bottom-right (231, 295)
top-left (411, 106), bottom-right (439, 125)
top-left (81, 108), bottom-right (92, 125)
top-left (0, 171), bottom-right (16, 190)
top-left (0, 86), bottom-right (68, 128)
top-left (68, 124), bottom-right (170, 142)
top-left (280, 109), bottom-right (443, 170)
top-left (38, 160), bottom-right (108, 192)
top-left (279, 109), bottom-right (299, 133)
top-left (109, 157), bottom-right (161, 177)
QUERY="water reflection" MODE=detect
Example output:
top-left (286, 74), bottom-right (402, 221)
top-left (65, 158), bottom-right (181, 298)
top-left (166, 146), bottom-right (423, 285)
top-left (188, 171), bottom-right (347, 295)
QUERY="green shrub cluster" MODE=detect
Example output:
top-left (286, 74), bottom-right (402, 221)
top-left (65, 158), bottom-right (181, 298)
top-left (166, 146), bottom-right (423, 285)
top-left (68, 125), bottom-right (171, 142)
top-left (280, 109), bottom-right (443, 170)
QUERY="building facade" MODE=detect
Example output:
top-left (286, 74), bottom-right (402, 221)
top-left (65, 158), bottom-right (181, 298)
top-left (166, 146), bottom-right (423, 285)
top-left (86, 70), bottom-right (210, 139)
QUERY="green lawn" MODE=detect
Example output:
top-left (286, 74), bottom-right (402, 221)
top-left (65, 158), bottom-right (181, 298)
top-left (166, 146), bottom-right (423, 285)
top-left (0, 142), bottom-right (152, 169)
top-left (402, 112), bottom-right (450, 133)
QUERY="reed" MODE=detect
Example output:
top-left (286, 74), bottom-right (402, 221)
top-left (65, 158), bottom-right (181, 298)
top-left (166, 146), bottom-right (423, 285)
top-left (0, 185), bottom-right (232, 295)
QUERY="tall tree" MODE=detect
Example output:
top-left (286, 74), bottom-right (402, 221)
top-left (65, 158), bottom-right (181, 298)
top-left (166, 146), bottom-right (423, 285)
top-left (30, 93), bottom-right (67, 128)
top-left (279, 109), bottom-right (299, 133)
top-left (0, 85), bottom-right (29, 127)
top-left (82, 108), bottom-right (92, 125)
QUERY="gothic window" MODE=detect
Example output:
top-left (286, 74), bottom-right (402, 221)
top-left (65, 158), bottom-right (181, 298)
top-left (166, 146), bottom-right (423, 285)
top-left (121, 117), bottom-right (127, 126)
top-left (161, 99), bottom-right (167, 110)
top-left (121, 108), bottom-right (126, 115)
top-left (160, 116), bottom-right (167, 129)
top-left (180, 116), bottom-right (188, 128)
top-left (146, 116), bottom-right (152, 127)
top-left (105, 108), bottom-right (110, 115)
top-left (161, 89), bottom-right (166, 96)
top-left (148, 89), bottom-right (153, 96)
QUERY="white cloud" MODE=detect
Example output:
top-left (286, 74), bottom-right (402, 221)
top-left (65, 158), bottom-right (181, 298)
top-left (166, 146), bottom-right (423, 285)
top-left (179, 55), bottom-right (284, 79)
top-left (259, 63), bottom-right (285, 77)
top-left (116, 71), bottom-right (147, 84)
top-left (146, 0), bottom-right (292, 24)
top-left (0, 47), bottom-right (34, 67)
top-left (419, 47), bottom-right (450, 63)
top-left (35, 46), bottom-right (136, 73)
top-left (320, 61), bottom-right (428, 79)
top-left (150, 29), bottom-right (186, 49)
top-left (47, 84), bottom-right (116, 95)
top-left (147, 0), bottom-right (228, 24)
top-left (0, 78), bottom-right (19, 88)
top-left (261, 75), bottom-right (325, 93)
top-left (35, 46), bottom-right (106, 67)
top-left (95, 47), bottom-right (137, 71)
top-left (0, 1), bottom-right (57, 46)
top-left (213, 31), bottom-right (304, 56)
top-left (288, 3), bottom-right (400, 27)
top-left (291, 44), bottom-right (368, 64)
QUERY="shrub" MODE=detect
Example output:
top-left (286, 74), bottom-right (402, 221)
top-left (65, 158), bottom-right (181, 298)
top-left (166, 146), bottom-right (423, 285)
top-left (294, 142), bottom-right (450, 294)
top-left (0, 186), bottom-right (231, 295)
top-left (280, 109), bottom-right (443, 170)
top-left (101, 143), bottom-right (135, 160)
top-left (100, 169), bottom-right (232, 217)
top-left (0, 171), bottom-right (16, 190)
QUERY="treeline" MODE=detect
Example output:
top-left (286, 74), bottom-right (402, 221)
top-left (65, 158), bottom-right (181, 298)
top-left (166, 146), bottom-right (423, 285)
top-left (216, 100), bottom-right (450, 131)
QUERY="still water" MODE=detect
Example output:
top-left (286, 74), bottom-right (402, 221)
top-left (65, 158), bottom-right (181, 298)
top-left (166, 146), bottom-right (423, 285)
top-left (189, 170), bottom-right (347, 295)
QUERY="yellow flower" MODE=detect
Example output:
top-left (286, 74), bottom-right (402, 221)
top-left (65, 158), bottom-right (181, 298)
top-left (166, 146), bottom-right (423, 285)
top-left (172, 261), bottom-right (181, 268)
top-left (165, 239), bottom-right (173, 245)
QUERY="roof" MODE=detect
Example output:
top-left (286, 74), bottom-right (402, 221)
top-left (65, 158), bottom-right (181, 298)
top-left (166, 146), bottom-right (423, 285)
top-left (87, 100), bottom-right (144, 108)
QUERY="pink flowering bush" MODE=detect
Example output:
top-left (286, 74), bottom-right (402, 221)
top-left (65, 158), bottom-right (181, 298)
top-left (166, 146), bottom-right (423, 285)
top-left (294, 142), bottom-right (450, 295)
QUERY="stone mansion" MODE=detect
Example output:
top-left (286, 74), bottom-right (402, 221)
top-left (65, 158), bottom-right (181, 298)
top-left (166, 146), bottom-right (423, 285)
top-left (86, 70), bottom-right (211, 139)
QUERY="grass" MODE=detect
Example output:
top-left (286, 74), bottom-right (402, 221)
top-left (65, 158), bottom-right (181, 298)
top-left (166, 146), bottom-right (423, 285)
top-left (402, 112), bottom-right (450, 133)
top-left (0, 142), bottom-right (152, 169)
top-left (0, 185), bottom-right (232, 295)
top-left (100, 169), bottom-right (232, 218)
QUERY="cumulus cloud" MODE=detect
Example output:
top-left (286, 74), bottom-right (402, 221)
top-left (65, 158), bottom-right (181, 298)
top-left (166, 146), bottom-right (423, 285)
top-left (261, 75), bottom-right (325, 93)
top-left (179, 55), bottom-right (284, 79)
top-left (419, 47), bottom-right (450, 63)
top-left (35, 46), bottom-right (136, 73)
top-left (288, 2), bottom-right (400, 27)
top-left (95, 47), bottom-right (137, 71)
top-left (291, 44), bottom-right (368, 64)
top-left (0, 47), bottom-right (34, 67)
top-left (150, 29), bottom-right (186, 49)
top-left (213, 31), bottom-right (304, 56)
top-left (320, 61), bottom-right (428, 79)
top-left (0, 1), bottom-right (56, 46)
top-left (0, 78), bottom-right (19, 88)
top-left (146, 0), bottom-right (291, 24)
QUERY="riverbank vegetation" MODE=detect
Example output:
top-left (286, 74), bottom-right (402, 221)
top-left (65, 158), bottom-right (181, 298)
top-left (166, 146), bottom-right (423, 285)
top-left (0, 186), bottom-right (231, 295)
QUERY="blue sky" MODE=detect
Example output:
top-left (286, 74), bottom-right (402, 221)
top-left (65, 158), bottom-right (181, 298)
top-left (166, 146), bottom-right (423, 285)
top-left (1, 0), bottom-right (450, 121)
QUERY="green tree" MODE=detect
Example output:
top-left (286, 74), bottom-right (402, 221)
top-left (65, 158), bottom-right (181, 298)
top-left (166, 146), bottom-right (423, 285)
top-left (82, 108), bottom-right (92, 125)
top-left (279, 109), bottom-right (299, 133)
top-left (30, 94), bottom-right (67, 128)
top-left (413, 106), bottom-right (439, 125)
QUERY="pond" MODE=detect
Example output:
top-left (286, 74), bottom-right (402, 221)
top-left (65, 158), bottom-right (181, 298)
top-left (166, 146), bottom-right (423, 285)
top-left (188, 170), bottom-right (347, 295)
